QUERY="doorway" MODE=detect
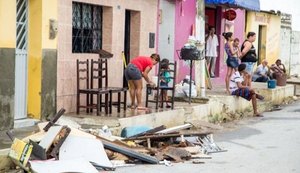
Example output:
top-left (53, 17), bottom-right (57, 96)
top-left (123, 10), bottom-right (131, 88)
top-left (15, 0), bottom-right (29, 119)
top-left (258, 25), bottom-right (267, 65)
top-left (158, 0), bottom-right (175, 61)
top-left (123, 10), bottom-right (140, 87)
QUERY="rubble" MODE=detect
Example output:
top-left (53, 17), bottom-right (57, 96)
top-left (4, 108), bottom-right (226, 172)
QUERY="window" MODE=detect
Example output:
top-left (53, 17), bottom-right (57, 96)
top-left (72, 2), bottom-right (103, 53)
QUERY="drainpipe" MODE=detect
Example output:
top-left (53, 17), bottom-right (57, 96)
top-left (195, 0), bottom-right (206, 97)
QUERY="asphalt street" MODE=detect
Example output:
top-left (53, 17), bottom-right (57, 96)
top-left (113, 101), bottom-right (300, 173)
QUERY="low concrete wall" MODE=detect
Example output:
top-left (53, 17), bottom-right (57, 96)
top-left (119, 109), bottom-right (186, 129)
top-left (118, 84), bottom-right (294, 130)
top-left (56, 84), bottom-right (295, 135)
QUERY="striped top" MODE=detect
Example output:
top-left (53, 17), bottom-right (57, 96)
top-left (229, 71), bottom-right (244, 92)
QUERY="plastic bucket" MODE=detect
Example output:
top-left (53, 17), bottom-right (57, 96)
top-left (267, 80), bottom-right (276, 89)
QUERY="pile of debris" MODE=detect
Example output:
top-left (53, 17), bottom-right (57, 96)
top-left (5, 109), bottom-right (226, 172)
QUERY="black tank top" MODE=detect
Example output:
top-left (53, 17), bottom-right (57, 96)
top-left (241, 40), bottom-right (257, 62)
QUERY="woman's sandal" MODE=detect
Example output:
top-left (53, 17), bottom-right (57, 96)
top-left (137, 107), bottom-right (149, 111)
top-left (254, 113), bottom-right (264, 117)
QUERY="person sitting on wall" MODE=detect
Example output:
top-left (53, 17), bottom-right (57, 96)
top-left (229, 64), bottom-right (265, 117)
top-left (252, 59), bottom-right (269, 82)
top-left (270, 59), bottom-right (286, 79)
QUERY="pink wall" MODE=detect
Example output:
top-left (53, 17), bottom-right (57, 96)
top-left (174, 0), bottom-right (197, 82)
top-left (212, 8), bottom-right (246, 86)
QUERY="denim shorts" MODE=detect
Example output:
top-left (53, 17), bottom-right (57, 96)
top-left (242, 62), bottom-right (255, 74)
top-left (160, 82), bottom-right (168, 88)
top-left (124, 64), bottom-right (142, 80)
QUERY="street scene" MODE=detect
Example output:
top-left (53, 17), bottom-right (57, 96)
top-left (1, 0), bottom-right (300, 172)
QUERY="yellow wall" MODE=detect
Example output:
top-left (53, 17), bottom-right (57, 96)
top-left (28, 0), bottom-right (42, 118)
top-left (0, 0), bottom-right (16, 48)
top-left (246, 11), bottom-right (281, 64)
top-left (27, 0), bottom-right (58, 119)
top-left (42, 0), bottom-right (58, 49)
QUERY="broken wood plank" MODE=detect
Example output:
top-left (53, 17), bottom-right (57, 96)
top-left (129, 125), bottom-right (166, 138)
top-left (183, 146), bottom-right (202, 155)
top-left (163, 147), bottom-right (191, 162)
top-left (39, 126), bottom-right (63, 152)
top-left (191, 153), bottom-right (212, 159)
top-left (43, 108), bottom-right (66, 132)
top-left (123, 131), bottom-right (211, 141)
top-left (95, 136), bottom-right (158, 164)
top-left (50, 126), bottom-right (71, 159)
top-left (156, 124), bottom-right (192, 134)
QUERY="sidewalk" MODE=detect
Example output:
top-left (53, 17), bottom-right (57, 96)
top-left (0, 83), bottom-right (295, 171)
top-left (1, 83), bottom-right (293, 141)
top-left (62, 82), bottom-right (295, 135)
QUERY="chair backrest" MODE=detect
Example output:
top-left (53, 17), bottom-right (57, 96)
top-left (91, 58), bottom-right (108, 89)
top-left (157, 61), bottom-right (177, 89)
top-left (76, 59), bottom-right (89, 90)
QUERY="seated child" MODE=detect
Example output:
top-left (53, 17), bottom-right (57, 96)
top-left (160, 59), bottom-right (171, 108)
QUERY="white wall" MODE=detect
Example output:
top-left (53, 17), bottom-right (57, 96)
top-left (290, 31), bottom-right (300, 75)
top-left (260, 0), bottom-right (300, 31)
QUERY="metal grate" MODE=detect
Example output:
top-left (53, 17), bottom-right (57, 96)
top-left (16, 0), bottom-right (28, 51)
top-left (15, 0), bottom-right (28, 120)
top-left (72, 2), bottom-right (103, 53)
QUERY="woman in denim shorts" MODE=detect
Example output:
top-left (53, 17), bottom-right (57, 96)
top-left (124, 54), bottom-right (160, 110)
top-left (240, 32), bottom-right (257, 87)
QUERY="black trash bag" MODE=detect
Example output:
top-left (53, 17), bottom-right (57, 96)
top-left (180, 45), bottom-right (201, 60)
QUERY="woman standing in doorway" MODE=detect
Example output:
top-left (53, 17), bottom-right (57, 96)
top-left (223, 32), bottom-right (240, 94)
top-left (124, 54), bottom-right (160, 110)
top-left (240, 32), bottom-right (257, 87)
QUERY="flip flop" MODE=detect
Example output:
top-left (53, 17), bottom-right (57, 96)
top-left (256, 94), bottom-right (264, 100)
top-left (127, 105), bottom-right (136, 109)
top-left (254, 114), bottom-right (264, 117)
top-left (137, 107), bottom-right (149, 111)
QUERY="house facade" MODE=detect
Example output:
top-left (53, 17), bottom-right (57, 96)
top-left (57, 0), bottom-right (159, 113)
top-left (246, 11), bottom-right (281, 66)
top-left (0, 0), bottom-right (58, 130)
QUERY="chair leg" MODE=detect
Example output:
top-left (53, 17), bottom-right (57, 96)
top-left (117, 92), bottom-right (121, 113)
top-left (86, 93), bottom-right (89, 113)
top-left (105, 93), bottom-right (109, 115)
top-left (76, 93), bottom-right (79, 114)
top-left (155, 89), bottom-right (159, 109)
top-left (123, 91), bottom-right (127, 110)
top-left (145, 87), bottom-right (149, 107)
top-left (171, 94), bottom-right (174, 109)
top-left (99, 95), bottom-right (102, 112)
top-left (161, 90), bottom-right (164, 108)
top-left (89, 93), bottom-right (93, 113)
top-left (96, 94), bottom-right (100, 116)
top-left (109, 91), bottom-right (112, 114)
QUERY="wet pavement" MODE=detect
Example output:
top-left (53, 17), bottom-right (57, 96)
top-left (0, 125), bottom-right (39, 149)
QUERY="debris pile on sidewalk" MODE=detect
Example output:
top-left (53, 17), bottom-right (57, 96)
top-left (5, 109), bottom-right (226, 172)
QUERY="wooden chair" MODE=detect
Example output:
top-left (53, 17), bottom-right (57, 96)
top-left (91, 58), bottom-right (127, 114)
top-left (145, 61), bottom-right (177, 109)
top-left (76, 59), bottom-right (110, 115)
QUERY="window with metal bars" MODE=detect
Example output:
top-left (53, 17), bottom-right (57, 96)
top-left (72, 2), bottom-right (103, 53)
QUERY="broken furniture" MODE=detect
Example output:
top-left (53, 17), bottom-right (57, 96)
top-left (145, 61), bottom-right (177, 109)
top-left (76, 59), bottom-right (110, 115)
top-left (91, 58), bottom-right (127, 114)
